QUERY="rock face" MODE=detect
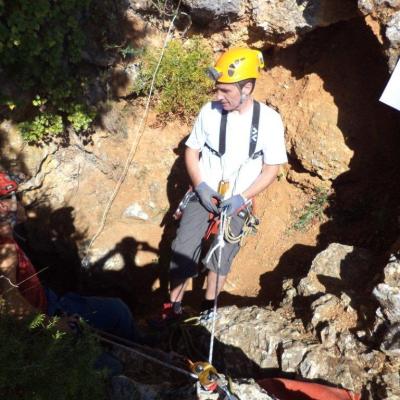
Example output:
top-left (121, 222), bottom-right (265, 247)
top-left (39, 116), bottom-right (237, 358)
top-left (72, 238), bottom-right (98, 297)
top-left (110, 344), bottom-right (274, 400)
top-left (297, 243), bottom-right (373, 297)
top-left (182, 0), bottom-right (244, 23)
top-left (249, 0), bottom-right (358, 46)
top-left (358, 1), bottom-right (400, 70)
top-left (373, 253), bottom-right (400, 357)
top-left (285, 75), bottom-right (354, 181)
top-left (189, 305), bottom-right (380, 394)
top-left (102, 243), bottom-right (400, 399)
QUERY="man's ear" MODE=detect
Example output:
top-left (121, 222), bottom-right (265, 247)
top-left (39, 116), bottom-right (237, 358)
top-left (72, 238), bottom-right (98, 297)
top-left (242, 81), bottom-right (253, 96)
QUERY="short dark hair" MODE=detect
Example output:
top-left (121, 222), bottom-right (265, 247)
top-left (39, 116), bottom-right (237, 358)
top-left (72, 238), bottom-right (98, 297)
top-left (237, 78), bottom-right (256, 94)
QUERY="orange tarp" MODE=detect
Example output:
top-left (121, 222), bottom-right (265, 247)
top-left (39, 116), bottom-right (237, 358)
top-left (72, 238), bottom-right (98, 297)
top-left (258, 378), bottom-right (361, 400)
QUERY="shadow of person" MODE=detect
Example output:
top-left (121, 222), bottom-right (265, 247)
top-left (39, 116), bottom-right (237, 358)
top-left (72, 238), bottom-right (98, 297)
top-left (157, 136), bottom-right (191, 301)
top-left (84, 236), bottom-right (161, 315)
top-left (14, 205), bottom-right (86, 295)
top-left (258, 243), bottom-right (324, 308)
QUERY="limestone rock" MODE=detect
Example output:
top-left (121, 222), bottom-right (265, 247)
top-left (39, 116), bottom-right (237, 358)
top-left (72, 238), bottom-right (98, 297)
top-left (286, 75), bottom-right (354, 181)
top-left (297, 243), bottom-right (373, 297)
top-left (110, 375), bottom-right (196, 400)
top-left (110, 375), bottom-right (275, 400)
top-left (229, 379), bottom-right (275, 399)
top-left (310, 293), bottom-right (358, 345)
top-left (357, 1), bottom-right (400, 70)
top-left (0, 120), bottom-right (58, 181)
top-left (191, 306), bottom-right (312, 376)
top-left (123, 203), bottom-right (149, 221)
top-left (380, 322), bottom-right (400, 356)
top-left (250, 0), bottom-right (358, 46)
top-left (128, 0), bottom-right (153, 11)
top-left (182, 0), bottom-right (244, 23)
top-left (192, 305), bottom-right (371, 393)
top-left (382, 254), bottom-right (400, 287)
top-left (111, 63), bottom-right (140, 98)
top-left (298, 349), bottom-right (364, 392)
top-left (373, 253), bottom-right (400, 324)
top-left (373, 283), bottom-right (400, 324)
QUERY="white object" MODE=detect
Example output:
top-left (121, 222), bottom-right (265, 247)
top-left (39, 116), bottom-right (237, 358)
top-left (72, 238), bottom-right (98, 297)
top-left (380, 59), bottom-right (400, 112)
top-left (123, 203), bottom-right (149, 220)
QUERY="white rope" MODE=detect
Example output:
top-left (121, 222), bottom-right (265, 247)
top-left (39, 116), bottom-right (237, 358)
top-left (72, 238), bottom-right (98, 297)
top-left (207, 208), bottom-right (227, 365)
top-left (83, 2), bottom-right (182, 263)
top-left (0, 275), bottom-right (19, 288)
top-left (97, 334), bottom-right (198, 380)
top-left (1, 266), bottom-right (49, 294)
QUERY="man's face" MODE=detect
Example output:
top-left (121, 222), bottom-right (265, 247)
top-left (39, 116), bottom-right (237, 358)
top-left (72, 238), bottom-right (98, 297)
top-left (214, 83), bottom-right (242, 111)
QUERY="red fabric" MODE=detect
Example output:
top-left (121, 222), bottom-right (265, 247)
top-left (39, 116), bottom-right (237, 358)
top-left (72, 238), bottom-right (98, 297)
top-left (0, 172), bottom-right (18, 197)
top-left (0, 237), bottom-right (47, 313)
top-left (258, 378), bottom-right (361, 400)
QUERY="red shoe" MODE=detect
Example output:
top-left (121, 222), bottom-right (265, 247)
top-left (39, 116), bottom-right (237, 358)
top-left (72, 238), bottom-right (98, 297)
top-left (147, 302), bottom-right (183, 329)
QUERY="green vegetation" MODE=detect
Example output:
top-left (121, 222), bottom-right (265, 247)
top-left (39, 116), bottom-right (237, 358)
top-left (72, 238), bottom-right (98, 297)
top-left (134, 37), bottom-right (214, 120)
top-left (0, 312), bottom-right (107, 400)
top-left (293, 187), bottom-right (329, 231)
top-left (0, 0), bottom-right (95, 143)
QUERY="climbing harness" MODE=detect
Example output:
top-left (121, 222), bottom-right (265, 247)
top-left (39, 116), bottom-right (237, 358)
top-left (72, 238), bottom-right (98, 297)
top-left (204, 100), bottom-right (263, 161)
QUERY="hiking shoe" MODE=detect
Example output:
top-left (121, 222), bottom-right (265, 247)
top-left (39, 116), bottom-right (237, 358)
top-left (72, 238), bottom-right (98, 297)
top-left (147, 302), bottom-right (183, 329)
top-left (198, 308), bottom-right (219, 325)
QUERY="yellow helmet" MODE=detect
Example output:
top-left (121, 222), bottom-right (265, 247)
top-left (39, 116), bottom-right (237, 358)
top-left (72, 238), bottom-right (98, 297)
top-left (207, 48), bottom-right (265, 83)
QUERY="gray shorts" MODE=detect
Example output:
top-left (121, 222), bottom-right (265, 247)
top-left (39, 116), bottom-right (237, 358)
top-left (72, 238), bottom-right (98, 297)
top-left (170, 198), bottom-right (245, 281)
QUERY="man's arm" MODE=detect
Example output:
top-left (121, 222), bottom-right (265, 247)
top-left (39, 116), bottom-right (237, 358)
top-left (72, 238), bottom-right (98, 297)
top-left (185, 147), bottom-right (202, 187)
top-left (0, 244), bottom-right (39, 317)
top-left (242, 164), bottom-right (280, 200)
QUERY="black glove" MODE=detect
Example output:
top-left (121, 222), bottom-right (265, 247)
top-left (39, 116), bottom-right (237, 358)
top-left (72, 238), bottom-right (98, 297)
top-left (195, 182), bottom-right (222, 214)
top-left (220, 194), bottom-right (246, 216)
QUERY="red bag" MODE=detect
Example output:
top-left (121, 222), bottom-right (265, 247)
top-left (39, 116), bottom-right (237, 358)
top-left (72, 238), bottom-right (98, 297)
top-left (0, 172), bottom-right (18, 198)
top-left (258, 378), bottom-right (361, 400)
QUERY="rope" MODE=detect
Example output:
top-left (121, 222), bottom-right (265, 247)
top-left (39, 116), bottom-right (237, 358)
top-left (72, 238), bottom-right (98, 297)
top-left (94, 329), bottom-right (198, 380)
top-left (223, 210), bottom-right (259, 246)
top-left (82, 1), bottom-right (183, 264)
top-left (207, 208), bottom-right (227, 365)
top-left (1, 266), bottom-right (49, 294)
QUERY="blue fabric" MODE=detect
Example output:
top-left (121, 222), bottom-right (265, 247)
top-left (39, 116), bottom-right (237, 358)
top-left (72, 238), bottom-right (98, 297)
top-left (45, 288), bottom-right (141, 342)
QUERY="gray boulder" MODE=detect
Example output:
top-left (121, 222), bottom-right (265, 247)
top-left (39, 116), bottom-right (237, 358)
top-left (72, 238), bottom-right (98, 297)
top-left (182, 0), bottom-right (244, 24)
top-left (249, 0), bottom-right (358, 46)
top-left (297, 243), bottom-right (373, 297)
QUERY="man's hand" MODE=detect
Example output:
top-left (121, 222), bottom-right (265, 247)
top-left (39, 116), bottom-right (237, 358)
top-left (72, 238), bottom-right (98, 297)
top-left (220, 194), bottom-right (246, 216)
top-left (195, 182), bottom-right (222, 214)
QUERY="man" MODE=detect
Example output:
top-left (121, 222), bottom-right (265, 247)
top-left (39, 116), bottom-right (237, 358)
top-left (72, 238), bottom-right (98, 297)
top-left (159, 48), bottom-right (288, 323)
top-left (0, 171), bottom-right (142, 341)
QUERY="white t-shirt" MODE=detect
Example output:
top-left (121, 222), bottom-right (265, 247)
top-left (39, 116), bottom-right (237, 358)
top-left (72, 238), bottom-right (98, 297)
top-left (185, 100), bottom-right (288, 198)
